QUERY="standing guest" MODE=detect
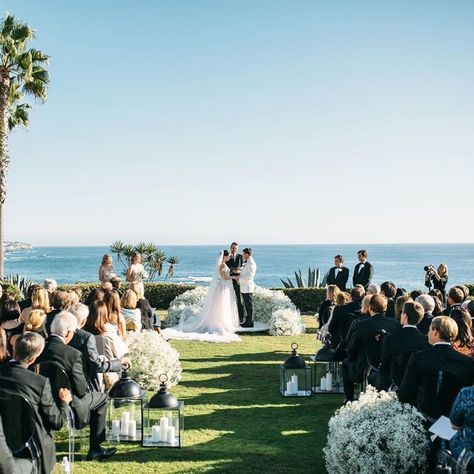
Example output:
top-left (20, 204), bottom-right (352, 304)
top-left (425, 264), bottom-right (449, 302)
top-left (19, 286), bottom-right (50, 322)
top-left (399, 317), bottom-right (474, 419)
top-left (86, 288), bottom-right (105, 308)
top-left (326, 255), bottom-right (349, 291)
top-left (450, 308), bottom-right (474, 357)
top-left (130, 281), bottom-right (155, 330)
top-left (45, 290), bottom-right (72, 335)
top-left (366, 283), bottom-right (381, 296)
top-left (443, 287), bottom-right (464, 316)
top-left (318, 285), bottom-right (340, 327)
top-left (342, 295), bottom-right (401, 402)
top-left (377, 302), bottom-right (429, 390)
top-left (103, 290), bottom-right (126, 339)
top-left (449, 385), bottom-right (474, 463)
top-left (126, 253), bottom-right (148, 285)
top-left (380, 281), bottom-right (397, 319)
top-left (239, 248), bottom-right (257, 328)
top-left (352, 249), bottom-right (373, 289)
top-left (121, 289), bottom-right (142, 332)
top-left (19, 284), bottom-right (40, 311)
top-left (226, 242), bottom-right (244, 324)
top-left (416, 294), bottom-right (436, 335)
top-left (98, 254), bottom-right (116, 285)
top-left (395, 295), bottom-right (413, 321)
top-left (0, 332), bottom-right (72, 474)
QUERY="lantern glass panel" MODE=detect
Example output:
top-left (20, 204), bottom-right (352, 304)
top-left (106, 398), bottom-right (144, 443)
top-left (143, 401), bottom-right (184, 448)
top-left (280, 365), bottom-right (311, 397)
top-left (310, 357), bottom-right (344, 394)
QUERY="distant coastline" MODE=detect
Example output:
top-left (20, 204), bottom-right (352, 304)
top-left (3, 241), bottom-right (32, 252)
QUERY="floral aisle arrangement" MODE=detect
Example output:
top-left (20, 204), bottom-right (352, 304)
top-left (165, 286), bottom-right (305, 336)
top-left (323, 386), bottom-right (428, 474)
top-left (126, 331), bottom-right (182, 391)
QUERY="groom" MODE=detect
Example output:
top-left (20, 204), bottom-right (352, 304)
top-left (239, 248), bottom-right (257, 328)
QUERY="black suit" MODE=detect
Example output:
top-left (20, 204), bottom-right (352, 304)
top-left (136, 298), bottom-right (154, 330)
top-left (377, 326), bottom-right (430, 390)
top-left (385, 298), bottom-right (396, 319)
top-left (417, 312), bottom-right (434, 335)
top-left (352, 261), bottom-right (373, 289)
top-left (226, 253), bottom-right (244, 322)
top-left (328, 301), bottom-right (362, 349)
top-left (0, 361), bottom-right (68, 474)
top-left (399, 344), bottom-right (474, 418)
top-left (38, 336), bottom-right (108, 451)
top-left (326, 267), bottom-right (349, 291)
top-left (70, 329), bottom-right (122, 392)
top-left (343, 313), bottom-right (401, 400)
top-left (443, 303), bottom-right (461, 316)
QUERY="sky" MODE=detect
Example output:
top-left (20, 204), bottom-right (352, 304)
top-left (2, 0), bottom-right (474, 246)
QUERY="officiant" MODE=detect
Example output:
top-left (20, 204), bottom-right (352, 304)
top-left (226, 242), bottom-right (244, 323)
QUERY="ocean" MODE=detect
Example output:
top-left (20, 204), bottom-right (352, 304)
top-left (4, 244), bottom-right (474, 290)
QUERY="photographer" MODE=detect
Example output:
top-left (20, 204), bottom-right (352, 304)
top-left (424, 263), bottom-right (448, 302)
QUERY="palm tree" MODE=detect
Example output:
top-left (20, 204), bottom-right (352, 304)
top-left (0, 14), bottom-right (49, 277)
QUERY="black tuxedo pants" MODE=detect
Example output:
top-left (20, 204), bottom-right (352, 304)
top-left (242, 293), bottom-right (253, 324)
top-left (232, 280), bottom-right (244, 322)
top-left (73, 391), bottom-right (107, 450)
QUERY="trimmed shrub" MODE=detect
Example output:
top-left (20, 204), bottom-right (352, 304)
top-left (276, 287), bottom-right (327, 313)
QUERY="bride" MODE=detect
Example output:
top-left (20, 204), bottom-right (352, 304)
top-left (163, 250), bottom-right (241, 343)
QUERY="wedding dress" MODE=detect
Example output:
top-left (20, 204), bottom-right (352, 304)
top-left (163, 252), bottom-right (241, 343)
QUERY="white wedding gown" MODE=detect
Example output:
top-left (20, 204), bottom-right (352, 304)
top-left (163, 263), bottom-right (241, 343)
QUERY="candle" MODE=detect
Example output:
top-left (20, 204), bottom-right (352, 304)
top-left (291, 374), bottom-right (299, 394)
top-left (152, 425), bottom-right (160, 443)
top-left (166, 426), bottom-right (176, 445)
top-left (130, 404), bottom-right (136, 421)
top-left (111, 420), bottom-right (120, 437)
top-left (286, 380), bottom-right (293, 395)
top-left (320, 376), bottom-right (327, 391)
top-left (160, 416), bottom-right (169, 441)
top-left (120, 412), bottom-right (130, 436)
top-left (128, 420), bottom-right (137, 438)
top-left (326, 372), bottom-right (333, 391)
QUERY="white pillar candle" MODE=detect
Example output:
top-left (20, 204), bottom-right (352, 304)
top-left (166, 426), bottom-right (176, 445)
top-left (286, 380), bottom-right (293, 395)
top-left (128, 420), bottom-right (137, 438)
top-left (152, 425), bottom-right (160, 443)
top-left (120, 412), bottom-right (130, 436)
top-left (111, 420), bottom-right (120, 436)
top-left (326, 372), bottom-right (333, 391)
top-left (320, 376), bottom-right (327, 391)
top-left (160, 417), bottom-right (169, 441)
top-left (291, 374), bottom-right (298, 385)
top-left (130, 404), bottom-right (136, 421)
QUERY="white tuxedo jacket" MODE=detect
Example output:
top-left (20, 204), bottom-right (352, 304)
top-left (239, 257), bottom-right (257, 293)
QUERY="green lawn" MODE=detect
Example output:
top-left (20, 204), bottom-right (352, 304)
top-left (65, 316), bottom-right (343, 473)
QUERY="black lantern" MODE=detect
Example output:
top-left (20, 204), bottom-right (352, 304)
top-left (311, 336), bottom-right (344, 394)
top-left (106, 369), bottom-right (147, 443)
top-left (142, 374), bottom-right (184, 448)
top-left (279, 342), bottom-right (311, 397)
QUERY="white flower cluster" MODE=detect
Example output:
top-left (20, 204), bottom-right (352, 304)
top-left (323, 386), bottom-right (428, 474)
top-left (125, 331), bottom-right (182, 391)
top-left (165, 286), bottom-right (305, 336)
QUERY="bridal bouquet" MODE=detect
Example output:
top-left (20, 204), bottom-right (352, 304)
top-left (126, 331), bottom-right (182, 391)
top-left (323, 386), bottom-right (428, 474)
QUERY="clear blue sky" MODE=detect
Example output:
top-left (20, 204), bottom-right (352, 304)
top-left (3, 1), bottom-right (474, 245)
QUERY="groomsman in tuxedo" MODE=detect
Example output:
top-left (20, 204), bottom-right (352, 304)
top-left (226, 242), bottom-right (244, 323)
top-left (326, 255), bottom-right (349, 291)
top-left (353, 249), bottom-right (374, 289)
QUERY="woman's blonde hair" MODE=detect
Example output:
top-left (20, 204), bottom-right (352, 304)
top-left (326, 285), bottom-right (340, 305)
top-left (361, 295), bottom-right (373, 315)
top-left (24, 309), bottom-right (46, 333)
top-left (121, 289), bottom-right (137, 309)
top-left (130, 281), bottom-right (144, 300)
top-left (31, 287), bottom-right (50, 312)
top-left (102, 254), bottom-right (113, 265)
top-left (336, 292), bottom-right (350, 306)
top-left (68, 291), bottom-right (80, 305)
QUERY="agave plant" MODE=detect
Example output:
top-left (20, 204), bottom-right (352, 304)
top-left (2, 274), bottom-right (35, 298)
top-left (280, 267), bottom-right (322, 288)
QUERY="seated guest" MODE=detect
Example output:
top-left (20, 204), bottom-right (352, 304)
top-left (19, 284), bottom-right (40, 311)
top-left (85, 288), bottom-right (104, 308)
top-left (68, 290), bottom-right (80, 306)
top-left (45, 291), bottom-right (72, 335)
top-left (110, 276), bottom-right (122, 291)
top-left (377, 301), bottom-right (429, 390)
top-left (1, 300), bottom-right (23, 348)
top-left (428, 288), bottom-right (443, 303)
top-left (328, 286), bottom-right (364, 348)
top-left (130, 281), bottom-right (155, 330)
top-left (10, 309), bottom-right (48, 349)
top-left (43, 278), bottom-right (57, 307)
top-left (399, 317), bottom-right (474, 418)
top-left (416, 294), bottom-right (436, 335)
top-left (0, 327), bottom-right (9, 365)
top-left (121, 290), bottom-right (142, 332)
top-left (19, 287), bottom-right (50, 323)
top-left (466, 300), bottom-right (474, 320)
top-left (380, 281), bottom-right (397, 319)
top-left (432, 295), bottom-right (445, 316)
top-left (450, 308), bottom-right (474, 357)
top-left (326, 255), bottom-right (349, 291)
top-left (443, 287), bottom-right (464, 316)
top-left (37, 311), bottom-right (117, 461)
top-left (410, 289), bottom-right (423, 300)
top-left (103, 290), bottom-right (126, 339)
top-left (0, 332), bottom-right (72, 473)
top-left (342, 295), bottom-right (401, 402)
top-left (318, 285), bottom-right (340, 327)
top-left (449, 385), bottom-right (474, 464)
top-left (395, 294), bottom-right (413, 321)
top-left (455, 285), bottom-right (470, 302)
top-left (69, 303), bottom-right (126, 392)
top-left (366, 284), bottom-right (381, 296)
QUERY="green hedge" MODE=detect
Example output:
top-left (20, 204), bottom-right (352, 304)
top-left (277, 287), bottom-right (326, 313)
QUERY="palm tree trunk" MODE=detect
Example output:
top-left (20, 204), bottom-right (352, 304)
top-left (0, 80), bottom-right (10, 279)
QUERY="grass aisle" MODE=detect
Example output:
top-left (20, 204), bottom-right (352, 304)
top-left (71, 317), bottom-right (343, 473)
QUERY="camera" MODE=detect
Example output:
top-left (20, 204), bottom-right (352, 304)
top-left (424, 265), bottom-right (435, 273)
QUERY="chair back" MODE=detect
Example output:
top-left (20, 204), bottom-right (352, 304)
top-left (0, 389), bottom-right (36, 454)
top-left (33, 361), bottom-right (71, 403)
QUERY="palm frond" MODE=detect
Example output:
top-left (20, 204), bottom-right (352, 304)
top-left (8, 103), bottom-right (30, 130)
